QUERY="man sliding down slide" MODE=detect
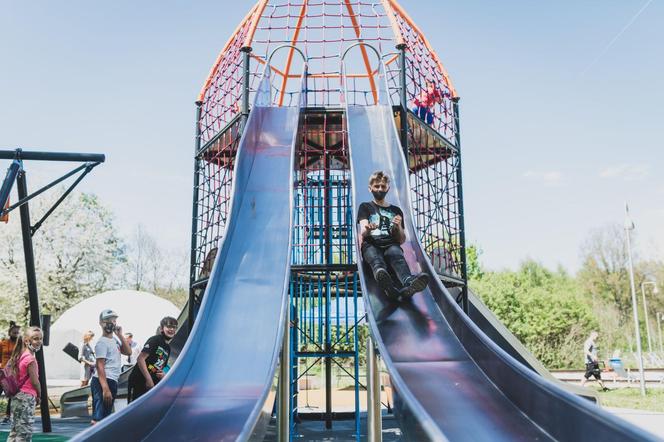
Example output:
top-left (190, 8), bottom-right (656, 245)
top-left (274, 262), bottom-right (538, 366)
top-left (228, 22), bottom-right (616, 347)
top-left (357, 171), bottom-right (429, 301)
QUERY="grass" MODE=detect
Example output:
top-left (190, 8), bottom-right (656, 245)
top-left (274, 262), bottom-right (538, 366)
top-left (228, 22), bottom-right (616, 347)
top-left (598, 388), bottom-right (664, 412)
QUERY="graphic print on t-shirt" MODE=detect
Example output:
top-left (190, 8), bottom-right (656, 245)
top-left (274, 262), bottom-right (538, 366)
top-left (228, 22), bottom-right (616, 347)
top-left (141, 335), bottom-right (171, 379)
top-left (368, 207), bottom-right (397, 239)
top-left (357, 202), bottom-right (404, 248)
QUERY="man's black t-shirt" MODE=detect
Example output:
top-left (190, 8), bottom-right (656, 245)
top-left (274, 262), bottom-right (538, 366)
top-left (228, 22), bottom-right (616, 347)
top-left (128, 334), bottom-right (171, 385)
top-left (357, 202), bottom-right (404, 249)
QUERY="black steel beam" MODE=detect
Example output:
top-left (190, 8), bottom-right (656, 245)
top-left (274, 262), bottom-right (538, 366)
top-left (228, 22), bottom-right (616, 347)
top-left (0, 149), bottom-right (105, 163)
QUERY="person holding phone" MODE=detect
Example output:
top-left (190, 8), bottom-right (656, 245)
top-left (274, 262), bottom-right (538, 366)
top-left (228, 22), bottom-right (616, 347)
top-left (90, 309), bottom-right (131, 424)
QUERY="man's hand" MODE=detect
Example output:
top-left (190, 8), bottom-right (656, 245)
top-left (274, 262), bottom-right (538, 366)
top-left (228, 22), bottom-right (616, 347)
top-left (392, 215), bottom-right (402, 227)
top-left (363, 223), bottom-right (378, 236)
top-left (114, 324), bottom-right (123, 337)
top-left (155, 370), bottom-right (165, 380)
top-left (102, 387), bottom-right (113, 408)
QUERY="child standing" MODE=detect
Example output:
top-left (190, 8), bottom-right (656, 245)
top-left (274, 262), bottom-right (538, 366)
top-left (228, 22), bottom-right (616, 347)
top-left (78, 331), bottom-right (95, 387)
top-left (90, 309), bottom-right (131, 424)
top-left (7, 326), bottom-right (42, 442)
top-left (127, 316), bottom-right (178, 403)
top-left (411, 79), bottom-right (443, 125)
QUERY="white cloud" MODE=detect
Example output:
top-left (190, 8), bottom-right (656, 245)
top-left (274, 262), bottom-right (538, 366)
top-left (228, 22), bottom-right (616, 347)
top-left (523, 170), bottom-right (563, 186)
top-left (599, 164), bottom-right (649, 181)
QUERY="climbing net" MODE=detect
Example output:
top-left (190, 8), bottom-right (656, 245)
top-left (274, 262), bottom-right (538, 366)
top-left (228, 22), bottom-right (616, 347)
top-left (197, 0), bottom-right (459, 142)
top-left (193, 0), bottom-right (465, 285)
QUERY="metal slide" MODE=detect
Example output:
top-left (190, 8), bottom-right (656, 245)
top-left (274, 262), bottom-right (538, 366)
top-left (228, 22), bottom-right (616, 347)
top-left (344, 62), bottom-right (657, 441)
top-left (75, 64), bottom-right (305, 441)
top-left (451, 287), bottom-right (600, 403)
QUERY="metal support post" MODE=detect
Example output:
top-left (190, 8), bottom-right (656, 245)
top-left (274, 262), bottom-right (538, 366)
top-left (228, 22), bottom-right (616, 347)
top-left (366, 336), bottom-right (382, 442)
top-left (188, 101), bottom-right (203, 333)
top-left (241, 47), bottom-right (252, 119)
top-left (397, 43), bottom-right (409, 162)
top-left (641, 282), bottom-right (657, 353)
top-left (625, 205), bottom-right (646, 396)
top-left (657, 312), bottom-right (663, 354)
top-left (278, 305), bottom-right (291, 442)
top-left (452, 97), bottom-right (469, 314)
top-left (16, 170), bottom-right (51, 432)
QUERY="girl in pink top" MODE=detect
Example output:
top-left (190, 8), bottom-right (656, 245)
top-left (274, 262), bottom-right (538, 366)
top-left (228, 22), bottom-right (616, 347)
top-left (411, 79), bottom-right (444, 125)
top-left (7, 326), bottom-right (42, 442)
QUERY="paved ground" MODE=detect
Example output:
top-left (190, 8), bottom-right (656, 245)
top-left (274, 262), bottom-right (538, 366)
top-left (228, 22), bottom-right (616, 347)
top-left (605, 407), bottom-right (664, 439)
top-left (0, 413), bottom-right (402, 442)
top-left (2, 407), bottom-right (662, 441)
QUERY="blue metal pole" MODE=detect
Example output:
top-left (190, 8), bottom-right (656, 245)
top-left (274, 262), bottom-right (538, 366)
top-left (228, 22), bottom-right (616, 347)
top-left (0, 160), bottom-right (20, 214)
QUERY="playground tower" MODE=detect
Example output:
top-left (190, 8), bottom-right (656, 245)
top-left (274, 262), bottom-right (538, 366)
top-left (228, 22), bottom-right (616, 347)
top-left (188, 0), bottom-right (466, 438)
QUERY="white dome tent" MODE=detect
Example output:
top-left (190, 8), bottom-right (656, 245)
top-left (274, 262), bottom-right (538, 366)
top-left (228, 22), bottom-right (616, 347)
top-left (43, 289), bottom-right (179, 380)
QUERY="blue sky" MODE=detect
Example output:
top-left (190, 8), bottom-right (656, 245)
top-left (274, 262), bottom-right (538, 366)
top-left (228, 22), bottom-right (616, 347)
top-left (1, 1), bottom-right (662, 272)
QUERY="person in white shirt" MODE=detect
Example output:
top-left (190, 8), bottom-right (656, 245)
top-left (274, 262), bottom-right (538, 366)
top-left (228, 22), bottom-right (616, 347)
top-left (90, 309), bottom-right (131, 424)
top-left (581, 330), bottom-right (608, 390)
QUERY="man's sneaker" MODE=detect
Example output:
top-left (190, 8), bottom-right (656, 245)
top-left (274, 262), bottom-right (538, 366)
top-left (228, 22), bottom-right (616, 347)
top-left (1, 416), bottom-right (11, 425)
top-left (399, 273), bottom-right (430, 298)
top-left (374, 268), bottom-right (398, 298)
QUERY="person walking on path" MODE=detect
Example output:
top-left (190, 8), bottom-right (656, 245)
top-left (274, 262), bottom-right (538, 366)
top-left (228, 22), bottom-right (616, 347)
top-left (581, 330), bottom-right (608, 391)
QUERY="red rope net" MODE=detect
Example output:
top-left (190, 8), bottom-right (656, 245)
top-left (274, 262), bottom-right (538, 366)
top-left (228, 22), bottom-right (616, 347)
top-left (194, 0), bottom-right (465, 283)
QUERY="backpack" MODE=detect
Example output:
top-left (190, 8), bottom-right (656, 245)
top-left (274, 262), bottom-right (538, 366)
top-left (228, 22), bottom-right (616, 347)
top-left (0, 355), bottom-right (30, 397)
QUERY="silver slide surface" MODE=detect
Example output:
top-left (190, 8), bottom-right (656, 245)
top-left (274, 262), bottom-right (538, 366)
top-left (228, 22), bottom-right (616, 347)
top-left (345, 64), bottom-right (657, 441)
top-left (75, 67), bottom-right (303, 441)
top-left (459, 287), bottom-right (600, 403)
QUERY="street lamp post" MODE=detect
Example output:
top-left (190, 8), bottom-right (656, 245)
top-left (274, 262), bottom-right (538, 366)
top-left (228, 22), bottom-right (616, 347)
top-left (640, 281), bottom-right (658, 354)
top-left (624, 203), bottom-right (646, 396)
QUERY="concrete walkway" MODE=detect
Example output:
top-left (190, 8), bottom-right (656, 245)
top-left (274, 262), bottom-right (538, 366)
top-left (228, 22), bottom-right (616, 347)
top-left (606, 407), bottom-right (664, 439)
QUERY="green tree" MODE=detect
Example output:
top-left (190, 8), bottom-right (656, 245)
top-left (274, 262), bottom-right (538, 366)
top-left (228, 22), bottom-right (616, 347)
top-left (466, 243), bottom-right (484, 281)
top-left (472, 260), bottom-right (597, 368)
top-left (0, 191), bottom-right (126, 325)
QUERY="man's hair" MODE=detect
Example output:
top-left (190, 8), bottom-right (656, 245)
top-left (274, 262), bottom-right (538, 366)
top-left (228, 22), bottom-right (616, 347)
top-left (125, 332), bottom-right (133, 338)
top-left (368, 171), bottom-right (390, 186)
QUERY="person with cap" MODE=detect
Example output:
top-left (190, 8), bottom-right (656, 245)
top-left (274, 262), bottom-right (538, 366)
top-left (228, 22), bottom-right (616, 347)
top-left (90, 309), bottom-right (131, 424)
